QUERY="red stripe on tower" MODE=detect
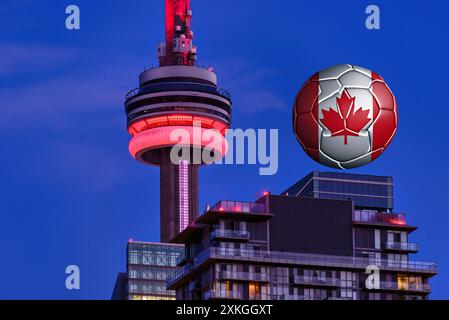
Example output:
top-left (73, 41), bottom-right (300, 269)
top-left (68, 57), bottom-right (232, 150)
top-left (162, 0), bottom-right (193, 66)
top-left (371, 72), bottom-right (398, 161)
top-left (294, 73), bottom-right (320, 161)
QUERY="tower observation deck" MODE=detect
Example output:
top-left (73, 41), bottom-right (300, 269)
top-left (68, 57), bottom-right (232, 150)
top-left (124, 0), bottom-right (232, 243)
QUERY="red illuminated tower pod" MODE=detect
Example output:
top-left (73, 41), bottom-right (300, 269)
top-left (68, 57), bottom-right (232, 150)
top-left (125, 0), bottom-right (232, 243)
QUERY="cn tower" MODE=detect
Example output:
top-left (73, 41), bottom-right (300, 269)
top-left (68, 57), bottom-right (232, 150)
top-left (124, 0), bottom-right (232, 243)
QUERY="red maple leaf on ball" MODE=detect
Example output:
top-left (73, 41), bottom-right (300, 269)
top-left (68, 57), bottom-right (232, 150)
top-left (320, 89), bottom-right (371, 145)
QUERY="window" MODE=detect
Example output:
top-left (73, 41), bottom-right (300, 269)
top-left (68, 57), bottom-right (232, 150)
top-left (340, 271), bottom-right (357, 300)
top-left (387, 254), bottom-right (407, 268)
top-left (224, 220), bottom-right (236, 230)
top-left (368, 292), bottom-right (381, 300)
top-left (398, 275), bottom-right (422, 291)
top-left (355, 229), bottom-right (375, 248)
top-left (387, 231), bottom-right (401, 243)
top-left (303, 288), bottom-right (328, 300)
top-left (246, 222), bottom-right (268, 241)
top-left (249, 283), bottom-right (261, 300)
top-left (304, 269), bottom-right (326, 282)
top-left (220, 264), bottom-right (230, 272)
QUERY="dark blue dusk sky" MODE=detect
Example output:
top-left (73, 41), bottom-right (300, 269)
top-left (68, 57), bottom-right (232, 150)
top-left (1, 0), bottom-right (448, 299)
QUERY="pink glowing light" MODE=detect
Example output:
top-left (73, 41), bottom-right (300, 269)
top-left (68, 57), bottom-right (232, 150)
top-left (129, 125), bottom-right (228, 163)
top-left (128, 115), bottom-right (228, 136)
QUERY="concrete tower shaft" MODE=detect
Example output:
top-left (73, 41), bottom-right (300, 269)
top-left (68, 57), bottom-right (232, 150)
top-left (160, 149), bottom-right (199, 242)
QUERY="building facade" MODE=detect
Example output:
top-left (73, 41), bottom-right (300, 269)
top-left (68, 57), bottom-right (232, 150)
top-left (283, 171), bottom-right (394, 210)
top-left (113, 241), bottom-right (184, 300)
top-left (167, 172), bottom-right (437, 300)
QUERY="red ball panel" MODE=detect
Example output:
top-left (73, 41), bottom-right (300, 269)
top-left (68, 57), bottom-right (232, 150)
top-left (371, 80), bottom-right (396, 111)
top-left (293, 73), bottom-right (319, 155)
top-left (296, 112), bottom-right (319, 150)
top-left (294, 73), bottom-right (319, 114)
top-left (372, 109), bottom-right (397, 152)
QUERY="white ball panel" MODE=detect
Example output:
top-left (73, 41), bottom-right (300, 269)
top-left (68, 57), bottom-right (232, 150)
top-left (338, 70), bottom-right (372, 89)
top-left (345, 87), bottom-right (374, 129)
top-left (319, 64), bottom-right (353, 80)
top-left (339, 151), bottom-right (374, 169)
top-left (352, 65), bottom-right (372, 78)
top-left (320, 130), bottom-right (371, 163)
top-left (318, 79), bottom-right (342, 104)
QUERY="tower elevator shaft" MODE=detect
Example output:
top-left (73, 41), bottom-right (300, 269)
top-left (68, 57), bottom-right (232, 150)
top-left (159, 149), bottom-right (199, 243)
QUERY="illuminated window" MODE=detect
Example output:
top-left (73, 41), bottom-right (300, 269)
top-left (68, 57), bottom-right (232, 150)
top-left (398, 275), bottom-right (422, 291)
top-left (398, 276), bottom-right (408, 290)
top-left (249, 283), bottom-right (261, 300)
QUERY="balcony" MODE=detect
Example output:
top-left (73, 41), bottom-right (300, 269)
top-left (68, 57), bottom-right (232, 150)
top-left (168, 247), bottom-right (437, 290)
top-left (196, 200), bottom-right (272, 224)
top-left (204, 290), bottom-right (243, 300)
top-left (170, 222), bottom-right (206, 244)
top-left (383, 241), bottom-right (419, 253)
top-left (197, 247), bottom-right (437, 274)
top-left (211, 201), bottom-right (266, 214)
top-left (210, 229), bottom-right (250, 242)
top-left (353, 211), bottom-right (416, 230)
top-left (166, 264), bottom-right (192, 289)
top-left (274, 294), bottom-right (350, 301)
top-left (291, 276), bottom-right (340, 288)
top-left (370, 281), bottom-right (431, 293)
top-left (217, 271), bottom-right (269, 283)
top-left (273, 294), bottom-right (306, 300)
top-left (125, 76), bottom-right (232, 101)
top-left (175, 253), bottom-right (188, 266)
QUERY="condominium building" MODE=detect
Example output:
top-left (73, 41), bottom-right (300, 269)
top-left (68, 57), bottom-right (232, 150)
top-left (166, 172), bottom-right (437, 300)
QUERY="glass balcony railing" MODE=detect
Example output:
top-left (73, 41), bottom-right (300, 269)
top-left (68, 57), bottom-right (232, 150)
top-left (125, 80), bottom-right (231, 101)
top-left (378, 281), bottom-right (431, 293)
top-left (193, 248), bottom-right (210, 269)
top-left (217, 271), bottom-right (269, 282)
top-left (291, 276), bottom-right (340, 287)
top-left (210, 229), bottom-right (250, 241)
top-left (175, 253), bottom-right (188, 266)
top-left (168, 247), bottom-right (437, 289)
top-left (383, 241), bottom-right (419, 252)
top-left (209, 201), bottom-right (266, 214)
top-left (201, 247), bottom-right (437, 273)
top-left (353, 211), bottom-right (407, 226)
top-left (204, 290), bottom-right (243, 300)
top-left (273, 294), bottom-right (305, 300)
top-left (204, 290), bottom-right (270, 300)
top-left (166, 264), bottom-right (192, 288)
top-left (273, 294), bottom-right (351, 301)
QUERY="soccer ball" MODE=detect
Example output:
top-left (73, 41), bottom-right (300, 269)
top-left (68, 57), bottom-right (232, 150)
top-left (293, 64), bottom-right (398, 169)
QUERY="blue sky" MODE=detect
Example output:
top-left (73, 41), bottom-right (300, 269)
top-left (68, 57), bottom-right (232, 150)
top-left (0, 0), bottom-right (448, 299)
